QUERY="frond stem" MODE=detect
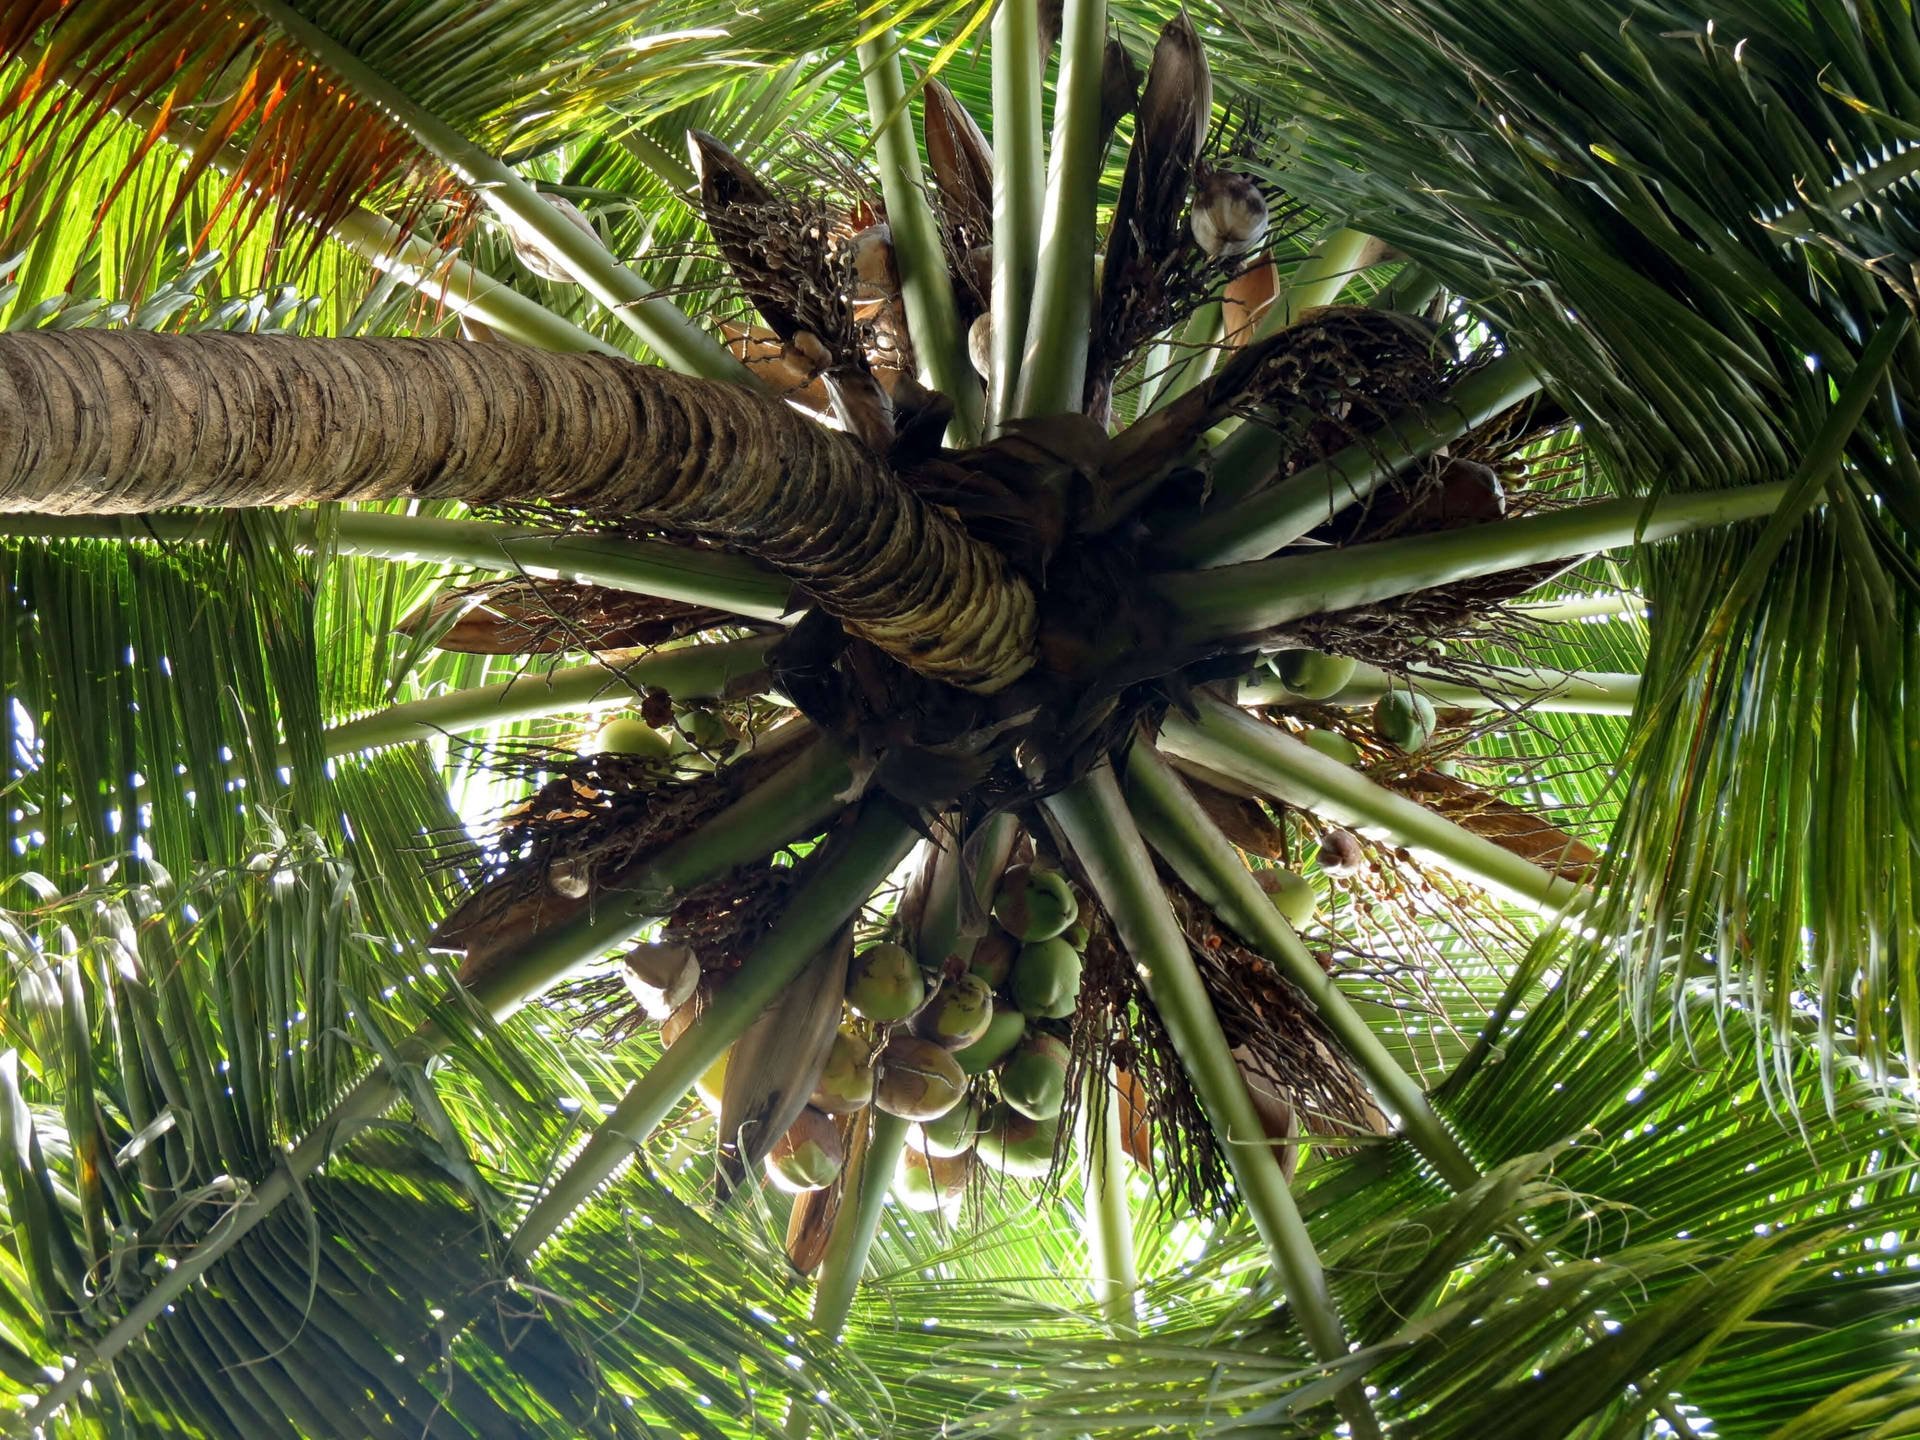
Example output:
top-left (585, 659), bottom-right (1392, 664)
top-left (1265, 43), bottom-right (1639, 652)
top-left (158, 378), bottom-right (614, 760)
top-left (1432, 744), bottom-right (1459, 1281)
top-left (1044, 765), bottom-right (1379, 1438)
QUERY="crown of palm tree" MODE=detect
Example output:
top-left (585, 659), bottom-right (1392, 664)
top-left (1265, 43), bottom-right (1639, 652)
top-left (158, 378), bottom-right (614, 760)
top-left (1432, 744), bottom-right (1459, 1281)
top-left (0, 0), bottom-right (1916, 1436)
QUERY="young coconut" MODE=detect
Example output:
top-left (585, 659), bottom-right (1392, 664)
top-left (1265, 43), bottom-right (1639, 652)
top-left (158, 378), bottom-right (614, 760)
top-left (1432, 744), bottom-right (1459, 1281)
top-left (874, 1035), bottom-right (967, 1121)
top-left (847, 941), bottom-right (925, 1021)
top-left (693, 1045), bottom-right (731, 1113)
top-left (1190, 170), bottom-right (1269, 259)
top-left (968, 312), bottom-right (993, 379)
top-left (1317, 827), bottom-right (1367, 877)
top-left (1375, 690), bottom-right (1438, 752)
top-left (593, 712), bottom-right (671, 759)
top-left (1257, 868), bottom-right (1318, 930)
top-left (677, 705), bottom-right (733, 751)
top-left (973, 1103), bottom-right (1060, 1179)
top-left (999, 1032), bottom-right (1070, 1122)
top-left (765, 1107), bottom-right (845, 1193)
top-left (1299, 728), bottom-right (1362, 767)
top-left (548, 855), bottom-right (590, 899)
top-left (1011, 937), bottom-right (1083, 1020)
top-left (968, 926), bottom-right (1019, 988)
top-left (918, 1093), bottom-right (986, 1158)
top-left (809, 1028), bottom-right (875, 1114)
top-left (1272, 650), bottom-right (1357, 700)
top-left (1062, 894), bottom-right (1093, 952)
top-left (894, 1145), bottom-right (975, 1212)
top-left (914, 971), bottom-right (996, 1050)
top-left (954, 1000), bottom-right (1027, 1075)
top-left (621, 941), bottom-right (700, 1020)
top-left (991, 864), bottom-right (1079, 942)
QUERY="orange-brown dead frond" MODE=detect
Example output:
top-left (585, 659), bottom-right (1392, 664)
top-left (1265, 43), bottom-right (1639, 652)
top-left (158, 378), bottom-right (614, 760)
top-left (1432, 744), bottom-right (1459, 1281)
top-left (0, 0), bottom-right (448, 300)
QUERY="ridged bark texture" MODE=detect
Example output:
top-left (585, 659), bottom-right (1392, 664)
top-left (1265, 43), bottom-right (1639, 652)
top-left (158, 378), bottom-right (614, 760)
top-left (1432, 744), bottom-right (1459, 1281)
top-left (0, 332), bottom-right (1035, 692)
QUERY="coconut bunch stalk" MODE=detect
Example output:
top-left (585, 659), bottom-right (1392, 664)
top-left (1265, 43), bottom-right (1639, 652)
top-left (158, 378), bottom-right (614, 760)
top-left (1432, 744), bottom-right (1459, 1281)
top-left (689, 130), bottom-right (897, 451)
top-left (428, 723), bottom-right (816, 996)
top-left (1084, 12), bottom-right (1213, 423)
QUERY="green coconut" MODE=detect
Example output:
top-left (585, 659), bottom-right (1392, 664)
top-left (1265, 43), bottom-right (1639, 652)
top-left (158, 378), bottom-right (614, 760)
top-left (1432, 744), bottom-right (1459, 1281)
top-left (678, 706), bottom-right (734, 751)
top-left (999, 1033), bottom-right (1070, 1121)
top-left (918, 1094), bottom-right (986, 1158)
top-left (1011, 937), bottom-right (1083, 1019)
top-left (1258, 868), bottom-right (1318, 929)
top-left (874, 1035), bottom-right (967, 1121)
top-left (1374, 690), bottom-right (1438, 752)
top-left (1299, 728), bottom-right (1362, 766)
top-left (765, 1107), bottom-right (844, 1193)
top-left (1273, 650), bottom-right (1357, 700)
top-left (973, 1104), bottom-right (1060, 1179)
top-left (894, 1146), bottom-right (975, 1211)
top-left (954, 1001), bottom-right (1027, 1075)
top-left (809, 1028), bottom-right (874, 1114)
top-left (846, 942), bottom-right (925, 1021)
top-left (991, 864), bottom-right (1078, 942)
top-left (914, 972), bottom-right (996, 1050)
top-left (592, 713), bottom-right (671, 759)
top-left (967, 926), bottom-right (1019, 988)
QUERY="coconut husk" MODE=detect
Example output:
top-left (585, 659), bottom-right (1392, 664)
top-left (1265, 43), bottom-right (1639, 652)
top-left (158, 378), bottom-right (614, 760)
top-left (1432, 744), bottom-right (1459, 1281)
top-left (923, 79), bottom-right (993, 252)
top-left (1086, 12), bottom-right (1213, 418)
top-left (717, 923), bottom-right (852, 1198)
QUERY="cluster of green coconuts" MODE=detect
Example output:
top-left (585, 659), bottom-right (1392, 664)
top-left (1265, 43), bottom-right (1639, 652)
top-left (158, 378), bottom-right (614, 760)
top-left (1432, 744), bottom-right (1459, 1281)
top-left (593, 708), bottom-right (734, 762)
top-left (757, 864), bottom-right (1094, 1209)
top-left (1268, 649), bottom-right (1438, 760)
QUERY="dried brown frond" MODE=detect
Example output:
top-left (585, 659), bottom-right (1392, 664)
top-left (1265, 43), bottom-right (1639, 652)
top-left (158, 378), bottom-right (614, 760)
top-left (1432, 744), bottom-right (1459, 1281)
top-left (0, 2), bottom-right (454, 295)
top-left (1393, 770), bottom-right (1599, 880)
top-left (405, 577), bottom-right (754, 655)
top-left (689, 130), bottom-right (898, 448)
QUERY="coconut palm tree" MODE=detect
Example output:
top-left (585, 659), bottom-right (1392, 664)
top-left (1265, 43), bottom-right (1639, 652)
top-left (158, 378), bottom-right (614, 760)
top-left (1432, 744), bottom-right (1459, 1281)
top-left (0, 0), bottom-right (1916, 1435)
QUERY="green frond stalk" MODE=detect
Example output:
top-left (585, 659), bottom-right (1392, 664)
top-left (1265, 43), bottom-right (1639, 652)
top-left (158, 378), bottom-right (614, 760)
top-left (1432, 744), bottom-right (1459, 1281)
top-left (1158, 481), bottom-right (1790, 641)
top-left (1164, 350), bottom-right (1542, 557)
top-left (1238, 661), bottom-right (1641, 716)
top-left (782, 1111), bottom-right (911, 1440)
top-left (509, 804), bottom-right (917, 1257)
top-left (987, 0), bottom-right (1046, 432)
top-left (1157, 696), bottom-right (1589, 914)
top-left (1009, 0), bottom-right (1107, 419)
top-left (859, 31), bottom-right (983, 443)
top-left (320, 637), bottom-right (779, 757)
top-left (249, 0), bottom-right (750, 382)
top-left (1143, 301), bottom-right (1227, 413)
top-left (1078, 1070), bottom-right (1138, 1329)
top-left (1247, 226), bottom-right (1377, 344)
top-left (1044, 765), bottom-right (1379, 1439)
top-left (1124, 740), bottom-right (1479, 1189)
top-left (1514, 591), bottom-right (1646, 622)
top-left (0, 511), bottom-right (795, 620)
top-left (1370, 263), bottom-right (1442, 315)
top-left (332, 206), bottom-right (625, 356)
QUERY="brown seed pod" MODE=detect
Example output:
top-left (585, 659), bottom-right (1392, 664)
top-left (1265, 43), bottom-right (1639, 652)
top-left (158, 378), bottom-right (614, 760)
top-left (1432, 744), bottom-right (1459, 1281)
top-left (1317, 827), bottom-right (1367, 877)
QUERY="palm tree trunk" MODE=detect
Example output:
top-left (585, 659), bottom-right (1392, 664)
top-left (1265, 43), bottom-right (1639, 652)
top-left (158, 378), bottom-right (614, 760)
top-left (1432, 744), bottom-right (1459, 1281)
top-left (0, 331), bottom-right (1036, 693)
